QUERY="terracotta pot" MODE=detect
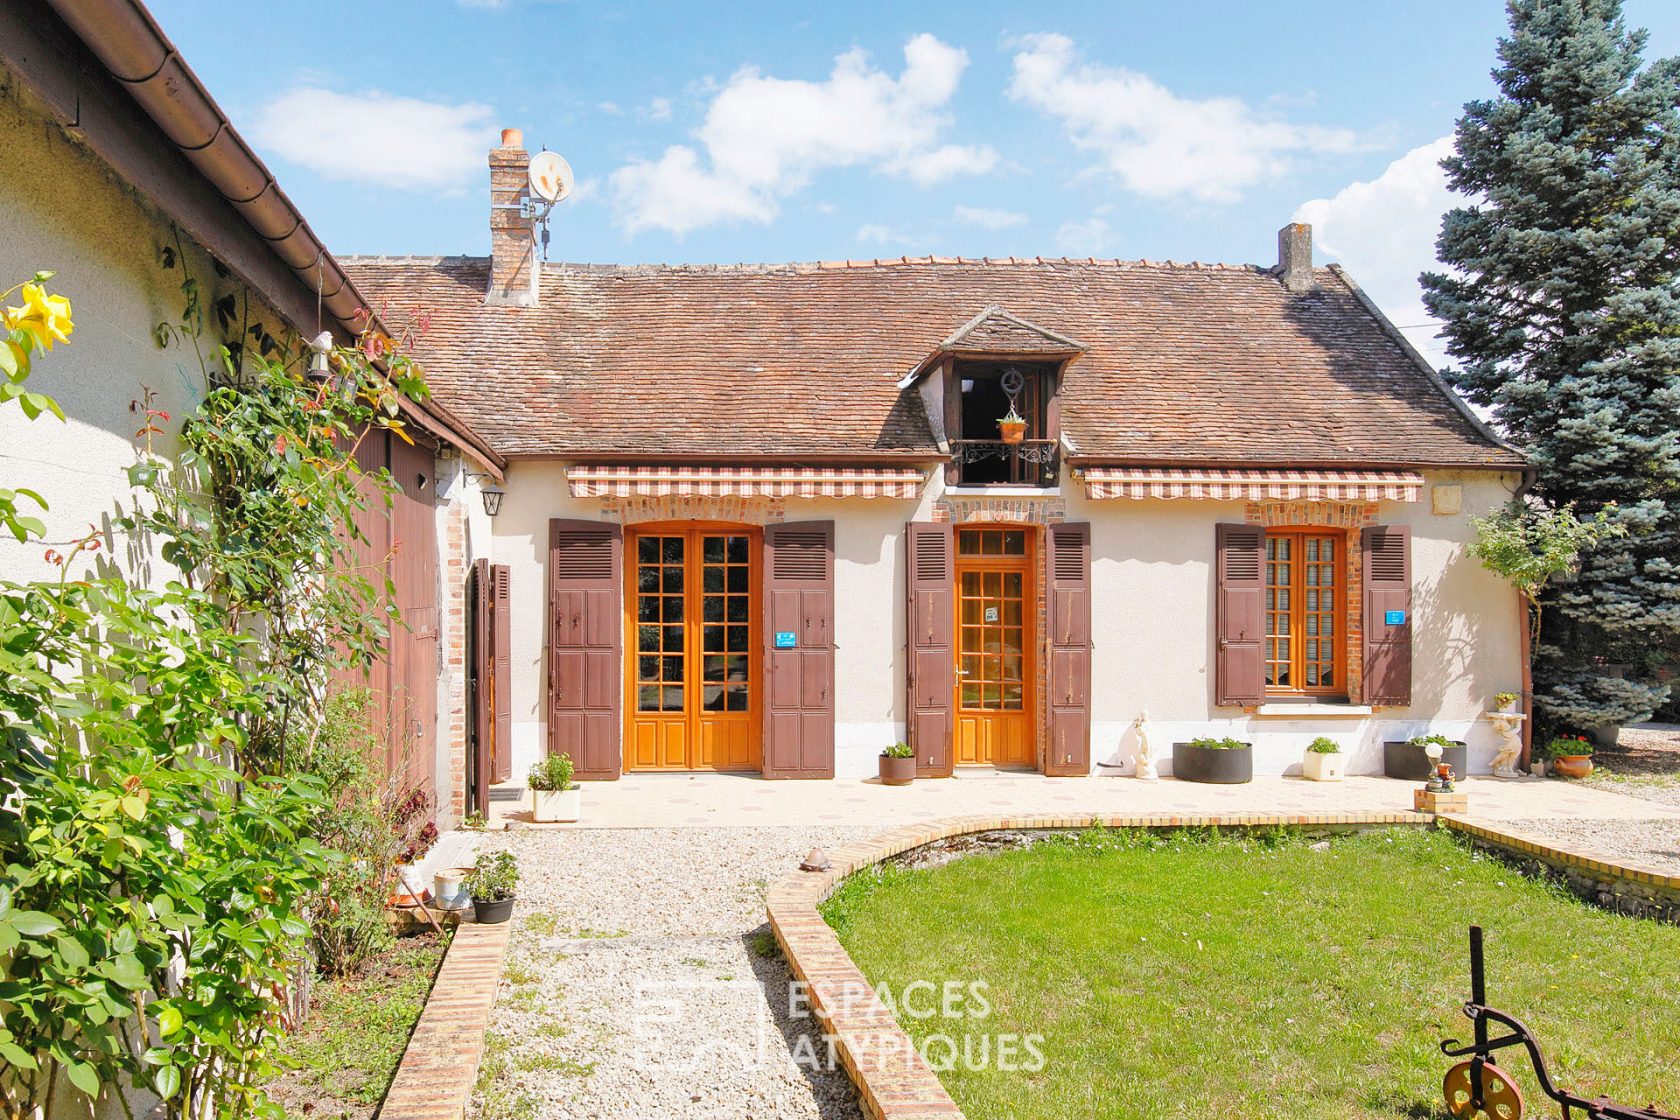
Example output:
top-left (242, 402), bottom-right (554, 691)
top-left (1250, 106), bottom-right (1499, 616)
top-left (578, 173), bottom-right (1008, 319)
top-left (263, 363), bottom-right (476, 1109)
top-left (1550, 754), bottom-right (1594, 780)
top-left (879, 755), bottom-right (916, 786)
top-left (999, 420), bottom-right (1026, 445)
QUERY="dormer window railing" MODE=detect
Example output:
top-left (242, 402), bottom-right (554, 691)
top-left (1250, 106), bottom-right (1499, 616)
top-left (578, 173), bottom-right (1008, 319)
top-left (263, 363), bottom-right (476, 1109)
top-left (950, 438), bottom-right (1059, 486)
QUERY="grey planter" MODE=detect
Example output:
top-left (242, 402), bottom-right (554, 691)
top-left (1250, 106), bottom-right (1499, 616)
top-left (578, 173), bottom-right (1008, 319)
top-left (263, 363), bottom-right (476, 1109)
top-left (878, 755), bottom-right (916, 786)
top-left (473, 896), bottom-right (515, 924)
top-left (1171, 742), bottom-right (1253, 784)
top-left (1382, 741), bottom-right (1467, 782)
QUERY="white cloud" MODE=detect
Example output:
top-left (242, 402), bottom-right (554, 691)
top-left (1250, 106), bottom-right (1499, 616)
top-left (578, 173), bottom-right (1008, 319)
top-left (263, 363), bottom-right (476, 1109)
top-left (1008, 33), bottom-right (1365, 203)
top-left (954, 205), bottom-right (1027, 230)
top-left (645, 97), bottom-right (673, 122)
top-left (1294, 136), bottom-right (1457, 361)
top-left (252, 88), bottom-right (498, 192)
top-left (856, 223), bottom-right (901, 244)
top-left (1055, 215), bottom-right (1115, 256)
top-left (611, 34), bottom-right (995, 236)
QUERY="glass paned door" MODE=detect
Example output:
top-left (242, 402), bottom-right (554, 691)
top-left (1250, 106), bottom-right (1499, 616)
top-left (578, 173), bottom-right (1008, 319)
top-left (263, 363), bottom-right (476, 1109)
top-left (1265, 531), bottom-right (1343, 696)
top-left (954, 529), bottom-right (1036, 768)
top-left (627, 527), bottom-right (760, 771)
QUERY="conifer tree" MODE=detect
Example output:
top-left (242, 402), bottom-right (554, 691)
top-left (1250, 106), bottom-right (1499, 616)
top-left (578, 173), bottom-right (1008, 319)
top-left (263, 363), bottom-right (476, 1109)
top-left (1424, 0), bottom-right (1680, 730)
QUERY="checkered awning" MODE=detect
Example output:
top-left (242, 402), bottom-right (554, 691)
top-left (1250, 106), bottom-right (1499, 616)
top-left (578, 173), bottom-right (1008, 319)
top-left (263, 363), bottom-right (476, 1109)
top-left (1082, 468), bottom-right (1424, 502)
top-left (568, 464), bottom-right (927, 499)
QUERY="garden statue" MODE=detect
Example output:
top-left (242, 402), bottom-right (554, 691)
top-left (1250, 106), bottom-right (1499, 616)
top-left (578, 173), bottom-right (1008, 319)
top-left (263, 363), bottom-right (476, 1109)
top-left (1134, 710), bottom-right (1158, 780)
top-left (1486, 710), bottom-right (1527, 778)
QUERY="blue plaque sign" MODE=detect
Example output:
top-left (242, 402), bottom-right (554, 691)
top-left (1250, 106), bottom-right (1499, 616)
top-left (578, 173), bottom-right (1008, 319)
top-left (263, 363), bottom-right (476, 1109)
top-left (774, 631), bottom-right (798, 649)
top-left (1385, 610), bottom-right (1406, 626)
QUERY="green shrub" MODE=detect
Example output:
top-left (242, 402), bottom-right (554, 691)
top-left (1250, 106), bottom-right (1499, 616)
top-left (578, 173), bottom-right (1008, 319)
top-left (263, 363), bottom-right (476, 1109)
top-left (1544, 734), bottom-right (1595, 759)
top-left (468, 850), bottom-right (520, 902)
top-left (1495, 692), bottom-right (1518, 708)
top-left (528, 752), bottom-right (576, 791)
top-left (1187, 737), bottom-right (1249, 750)
top-left (881, 742), bottom-right (914, 758)
top-left (1306, 736), bottom-right (1341, 754)
top-left (1407, 733), bottom-right (1460, 749)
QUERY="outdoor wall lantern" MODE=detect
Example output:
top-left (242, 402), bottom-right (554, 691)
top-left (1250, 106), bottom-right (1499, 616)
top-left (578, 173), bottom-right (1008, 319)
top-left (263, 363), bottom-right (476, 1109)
top-left (478, 478), bottom-right (506, 518)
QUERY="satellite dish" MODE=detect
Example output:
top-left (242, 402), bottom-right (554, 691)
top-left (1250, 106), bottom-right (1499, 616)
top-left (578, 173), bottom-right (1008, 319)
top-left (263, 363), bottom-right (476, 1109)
top-left (528, 151), bottom-right (573, 203)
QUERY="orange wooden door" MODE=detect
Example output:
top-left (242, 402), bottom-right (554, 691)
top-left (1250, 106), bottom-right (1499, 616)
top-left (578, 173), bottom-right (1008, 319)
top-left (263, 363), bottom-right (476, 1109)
top-left (626, 525), bottom-right (761, 771)
top-left (954, 528), bottom-right (1036, 768)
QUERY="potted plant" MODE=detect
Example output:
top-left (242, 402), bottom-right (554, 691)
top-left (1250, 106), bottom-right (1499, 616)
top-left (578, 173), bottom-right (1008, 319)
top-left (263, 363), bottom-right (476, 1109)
top-left (1383, 733), bottom-right (1468, 781)
top-left (529, 752), bottom-right (580, 823)
top-left (1171, 736), bottom-right (1253, 784)
top-left (879, 741), bottom-right (916, 786)
top-left (998, 405), bottom-right (1027, 445)
top-left (1493, 691), bottom-right (1518, 713)
top-left (466, 849), bottom-right (518, 924)
top-left (1302, 736), bottom-right (1344, 782)
top-left (1544, 735), bottom-right (1595, 779)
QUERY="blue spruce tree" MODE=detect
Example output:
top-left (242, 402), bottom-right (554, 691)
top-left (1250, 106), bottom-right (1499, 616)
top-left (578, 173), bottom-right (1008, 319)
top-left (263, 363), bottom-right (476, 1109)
top-left (1424, 0), bottom-right (1680, 732)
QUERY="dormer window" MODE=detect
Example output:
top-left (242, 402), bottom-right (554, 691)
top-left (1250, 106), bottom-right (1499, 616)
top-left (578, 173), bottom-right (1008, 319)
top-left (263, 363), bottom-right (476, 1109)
top-left (953, 360), bottom-right (1057, 485)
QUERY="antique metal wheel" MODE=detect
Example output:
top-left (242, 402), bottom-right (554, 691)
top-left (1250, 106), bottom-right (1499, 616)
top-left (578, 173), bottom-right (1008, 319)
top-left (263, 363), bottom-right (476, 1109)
top-left (1444, 1060), bottom-right (1525, 1120)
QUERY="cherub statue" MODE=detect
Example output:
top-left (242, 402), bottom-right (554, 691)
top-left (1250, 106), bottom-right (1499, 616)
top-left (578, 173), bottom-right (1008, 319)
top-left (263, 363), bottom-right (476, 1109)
top-left (1134, 710), bottom-right (1158, 781)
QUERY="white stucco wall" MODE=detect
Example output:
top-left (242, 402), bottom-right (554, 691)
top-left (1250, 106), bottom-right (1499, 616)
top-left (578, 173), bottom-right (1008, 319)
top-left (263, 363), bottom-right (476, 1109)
top-left (487, 461), bottom-right (1523, 780)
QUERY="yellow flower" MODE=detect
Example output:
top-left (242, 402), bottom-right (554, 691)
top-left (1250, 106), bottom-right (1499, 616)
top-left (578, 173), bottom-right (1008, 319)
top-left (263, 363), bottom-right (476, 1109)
top-left (7, 283), bottom-right (74, 350)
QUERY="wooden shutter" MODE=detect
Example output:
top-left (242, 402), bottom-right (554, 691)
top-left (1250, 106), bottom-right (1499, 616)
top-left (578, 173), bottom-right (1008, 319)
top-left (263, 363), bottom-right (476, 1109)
top-left (468, 559), bottom-right (492, 814)
top-left (762, 521), bottom-right (835, 779)
top-left (906, 521), bottom-right (954, 777)
top-left (1362, 525), bottom-right (1412, 705)
top-left (491, 563), bottom-right (512, 783)
top-left (548, 519), bottom-right (623, 780)
top-left (1045, 522), bottom-right (1092, 776)
top-left (1215, 524), bottom-right (1266, 707)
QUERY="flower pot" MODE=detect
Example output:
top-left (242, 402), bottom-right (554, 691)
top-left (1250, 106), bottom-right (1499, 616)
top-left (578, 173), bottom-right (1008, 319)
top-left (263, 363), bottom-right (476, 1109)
top-left (1549, 754), bottom-right (1594, 780)
top-left (879, 755), bottom-right (916, 786)
top-left (531, 786), bottom-right (581, 823)
top-left (999, 420), bottom-right (1026, 445)
top-left (1382, 741), bottom-right (1467, 781)
top-left (1302, 751), bottom-right (1344, 782)
top-left (473, 896), bottom-right (515, 924)
top-left (1171, 742), bottom-right (1253, 784)
top-left (433, 868), bottom-right (470, 912)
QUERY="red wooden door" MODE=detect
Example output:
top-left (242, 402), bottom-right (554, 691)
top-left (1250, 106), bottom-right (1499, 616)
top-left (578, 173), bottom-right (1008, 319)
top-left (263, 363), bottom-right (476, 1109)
top-left (1045, 522), bottom-right (1091, 775)
top-left (548, 519), bottom-right (623, 780)
top-left (1362, 525), bottom-right (1412, 705)
top-left (388, 435), bottom-right (439, 805)
top-left (762, 522), bottom-right (835, 779)
top-left (1215, 524), bottom-right (1266, 707)
top-left (906, 521), bottom-right (954, 776)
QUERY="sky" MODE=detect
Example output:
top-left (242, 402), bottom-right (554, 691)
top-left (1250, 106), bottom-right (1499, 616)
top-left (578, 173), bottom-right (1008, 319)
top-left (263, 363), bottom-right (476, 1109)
top-left (148, 0), bottom-right (1680, 364)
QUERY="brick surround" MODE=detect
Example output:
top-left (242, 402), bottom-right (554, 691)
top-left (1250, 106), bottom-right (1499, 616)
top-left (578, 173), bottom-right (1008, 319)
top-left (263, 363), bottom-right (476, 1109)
top-left (439, 490), bottom-right (470, 826)
top-left (596, 494), bottom-right (787, 524)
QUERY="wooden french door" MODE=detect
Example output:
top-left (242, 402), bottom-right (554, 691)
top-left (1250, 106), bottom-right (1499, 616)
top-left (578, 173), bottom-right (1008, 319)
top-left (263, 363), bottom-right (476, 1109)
top-left (954, 527), bottom-right (1036, 768)
top-left (625, 524), bottom-right (762, 771)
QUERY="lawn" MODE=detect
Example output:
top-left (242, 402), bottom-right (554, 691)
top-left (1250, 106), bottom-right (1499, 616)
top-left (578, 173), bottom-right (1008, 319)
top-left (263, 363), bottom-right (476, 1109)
top-left (822, 827), bottom-right (1680, 1120)
top-left (269, 931), bottom-right (449, 1120)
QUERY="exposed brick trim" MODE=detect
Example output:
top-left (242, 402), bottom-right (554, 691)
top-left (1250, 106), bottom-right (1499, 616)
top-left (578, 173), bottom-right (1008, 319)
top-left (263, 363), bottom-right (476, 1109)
top-left (1440, 818), bottom-right (1680, 922)
top-left (597, 495), bottom-right (788, 524)
top-left (933, 497), bottom-right (1066, 525)
top-left (766, 811), bottom-right (1419, 1120)
top-left (377, 921), bottom-right (511, 1120)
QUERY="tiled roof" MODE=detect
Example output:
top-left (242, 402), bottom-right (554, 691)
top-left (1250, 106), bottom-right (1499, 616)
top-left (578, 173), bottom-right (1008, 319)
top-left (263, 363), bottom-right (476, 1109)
top-left (341, 254), bottom-right (1522, 467)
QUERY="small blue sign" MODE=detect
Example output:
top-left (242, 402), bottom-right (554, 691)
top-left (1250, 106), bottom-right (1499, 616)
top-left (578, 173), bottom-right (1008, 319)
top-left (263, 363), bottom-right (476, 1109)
top-left (1385, 610), bottom-right (1407, 626)
top-left (774, 631), bottom-right (798, 649)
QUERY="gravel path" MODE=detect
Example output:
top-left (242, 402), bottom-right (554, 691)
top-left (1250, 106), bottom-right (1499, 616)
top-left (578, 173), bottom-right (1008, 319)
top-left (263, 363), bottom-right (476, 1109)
top-left (469, 826), bottom-right (875, 1120)
top-left (1589, 723), bottom-right (1680, 810)
top-left (1499, 817), bottom-right (1680, 875)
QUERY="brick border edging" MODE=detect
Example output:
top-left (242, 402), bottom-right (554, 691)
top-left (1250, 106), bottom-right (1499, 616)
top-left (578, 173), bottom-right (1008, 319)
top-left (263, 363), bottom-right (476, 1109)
top-left (1439, 816), bottom-right (1680, 921)
top-left (377, 920), bottom-right (512, 1120)
top-left (765, 811), bottom-right (1420, 1120)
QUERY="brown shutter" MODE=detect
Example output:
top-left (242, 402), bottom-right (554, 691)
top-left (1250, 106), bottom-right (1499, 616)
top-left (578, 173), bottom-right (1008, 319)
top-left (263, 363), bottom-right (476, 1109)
top-left (906, 521), bottom-right (954, 777)
top-left (469, 559), bottom-right (492, 814)
top-left (1362, 525), bottom-right (1412, 705)
top-left (1045, 522), bottom-right (1092, 776)
top-left (548, 518), bottom-right (623, 780)
top-left (491, 563), bottom-right (512, 783)
top-left (1215, 523), bottom-right (1266, 707)
top-left (762, 521), bottom-right (835, 779)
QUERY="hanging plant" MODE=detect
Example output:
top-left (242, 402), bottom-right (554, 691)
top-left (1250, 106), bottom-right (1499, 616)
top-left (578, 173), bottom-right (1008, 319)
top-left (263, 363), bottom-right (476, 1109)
top-left (998, 404), bottom-right (1027, 445)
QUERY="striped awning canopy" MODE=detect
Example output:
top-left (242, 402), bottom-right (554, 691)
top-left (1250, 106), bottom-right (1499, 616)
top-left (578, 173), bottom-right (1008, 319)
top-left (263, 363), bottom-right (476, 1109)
top-left (568, 464), bottom-right (927, 500)
top-left (1082, 467), bottom-right (1425, 502)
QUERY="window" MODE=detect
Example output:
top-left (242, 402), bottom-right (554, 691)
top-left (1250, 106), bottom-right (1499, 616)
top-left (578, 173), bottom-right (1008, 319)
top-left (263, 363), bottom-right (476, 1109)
top-left (1264, 530), bottom-right (1345, 695)
top-left (949, 360), bottom-right (1058, 486)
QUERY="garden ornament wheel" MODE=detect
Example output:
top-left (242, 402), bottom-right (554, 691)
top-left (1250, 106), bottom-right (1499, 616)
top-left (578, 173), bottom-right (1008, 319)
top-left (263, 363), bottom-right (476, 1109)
top-left (1444, 1060), bottom-right (1524, 1120)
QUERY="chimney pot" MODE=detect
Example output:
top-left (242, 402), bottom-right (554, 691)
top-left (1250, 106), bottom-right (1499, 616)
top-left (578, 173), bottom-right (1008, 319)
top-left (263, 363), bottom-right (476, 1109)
top-left (1277, 222), bottom-right (1314, 294)
top-left (500, 127), bottom-right (523, 149)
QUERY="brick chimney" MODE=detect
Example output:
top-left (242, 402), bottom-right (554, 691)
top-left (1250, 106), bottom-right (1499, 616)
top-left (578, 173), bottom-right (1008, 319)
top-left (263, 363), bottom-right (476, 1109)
top-left (487, 127), bottom-right (538, 307)
top-left (1277, 222), bottom-right (1314, 294)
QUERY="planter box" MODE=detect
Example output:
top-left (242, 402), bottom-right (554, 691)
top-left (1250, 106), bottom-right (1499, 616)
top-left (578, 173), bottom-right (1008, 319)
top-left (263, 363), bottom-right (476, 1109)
top-left (1302, 751), bottom-right (1344, 782)
top-left (879, 755), bottom-right (916, 786)
top-left (531, 787), bottom-right (581, 823)
top-left (473, 896), bottom-right (515, 924)
top-left (1383, 741), bottom-right (1467, 782)
top-left (1171, 742), bottom-right (1253, 784)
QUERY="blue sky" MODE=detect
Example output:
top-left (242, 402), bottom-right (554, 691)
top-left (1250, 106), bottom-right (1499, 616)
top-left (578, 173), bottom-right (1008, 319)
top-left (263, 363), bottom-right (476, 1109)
top-left (150, 0), bottom-right (1680, 359)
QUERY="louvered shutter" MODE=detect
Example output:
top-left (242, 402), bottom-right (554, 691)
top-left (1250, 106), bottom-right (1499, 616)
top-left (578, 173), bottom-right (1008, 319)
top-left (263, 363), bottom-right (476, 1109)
top-left (1045, 522), bottom-right (1092, 775)
top-left (491, 563), bottom-right (512, 782)
top-left (906, 521), bottom-right (954, 776)
top-left (1215, 524), bottom-right (1266, 706)
top-left (469, 559), bottom-right (493, 813)
top-left (548, 519), bottom-right (623, 780)
top-left (762, 521), bottom-right (835, 779)
top-left (1362, 525), bottom-right (1412, 705)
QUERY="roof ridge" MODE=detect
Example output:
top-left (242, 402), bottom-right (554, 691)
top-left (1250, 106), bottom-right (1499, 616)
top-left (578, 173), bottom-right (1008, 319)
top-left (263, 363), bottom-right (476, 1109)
top-left (339, 255), bottom-right (1317, 275)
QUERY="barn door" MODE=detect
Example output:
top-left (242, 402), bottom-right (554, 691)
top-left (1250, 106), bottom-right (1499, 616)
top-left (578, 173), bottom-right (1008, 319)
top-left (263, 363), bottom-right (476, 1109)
top-left (469, 559), bottom-right (492, 814)
top-left (1362, 525), bottom-right (1412, 705)
top-left (762, 521), bottom-right (835, 779)
top-left (548, 519), bottom-right (623, 780)
top-left (1215, 524), bottom-right (1266, 707)
top-left (906, 521), bottom-right (954, 777)
top-left (1045, 522), bottom-right (1091, 776)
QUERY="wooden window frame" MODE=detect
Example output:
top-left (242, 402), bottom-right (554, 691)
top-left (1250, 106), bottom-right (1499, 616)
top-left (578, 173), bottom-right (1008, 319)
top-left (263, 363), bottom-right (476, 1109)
top-left (1263, 527), bottom-right (1348, 699)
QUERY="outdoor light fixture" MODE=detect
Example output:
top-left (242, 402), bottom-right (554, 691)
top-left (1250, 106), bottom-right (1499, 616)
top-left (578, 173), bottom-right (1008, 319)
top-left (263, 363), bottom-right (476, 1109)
top-left (479, 479), bottom-right (505, 518)
top-left (306, 330), bottom-right (333, 384)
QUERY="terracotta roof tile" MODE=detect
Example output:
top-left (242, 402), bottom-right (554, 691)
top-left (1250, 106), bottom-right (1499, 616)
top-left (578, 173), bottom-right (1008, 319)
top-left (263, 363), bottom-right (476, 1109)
top-left (341, 255), bottom-right (1521, 467)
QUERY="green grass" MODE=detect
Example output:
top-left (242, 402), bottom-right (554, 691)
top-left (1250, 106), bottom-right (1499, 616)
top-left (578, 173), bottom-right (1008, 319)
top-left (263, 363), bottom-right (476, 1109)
top-left (822, 827), bottom-right (1680, 1120)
